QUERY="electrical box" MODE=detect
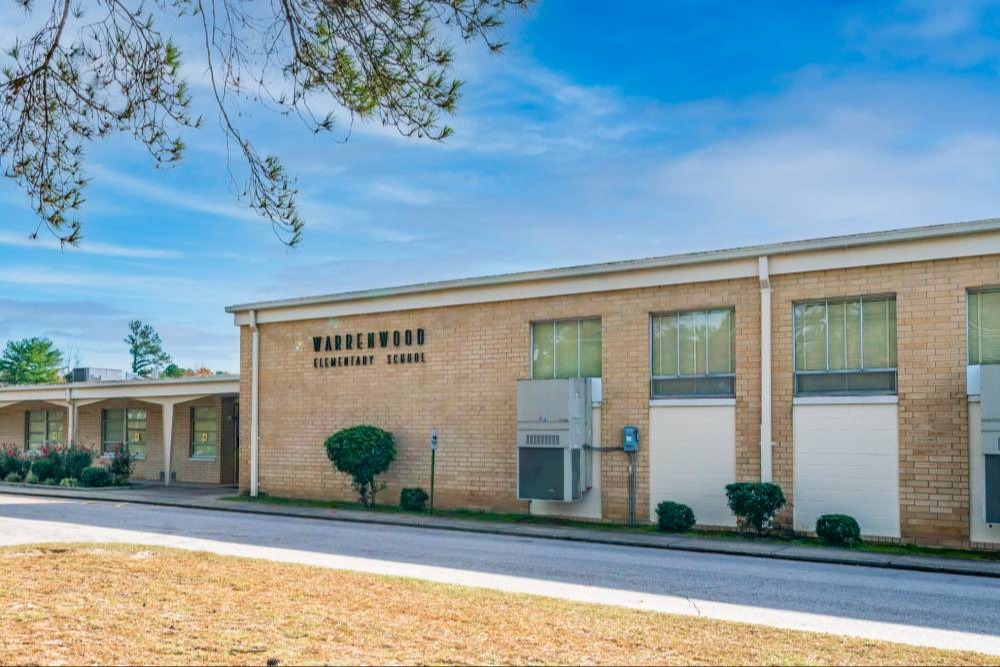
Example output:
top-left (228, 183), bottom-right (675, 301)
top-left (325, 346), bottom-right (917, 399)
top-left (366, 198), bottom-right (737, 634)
top-left (623, 425), bottom-right (639, 452)
top-left (516, 378), bottom-right (593, 502)
top-left (982, 365), bottom-right (1000, 522)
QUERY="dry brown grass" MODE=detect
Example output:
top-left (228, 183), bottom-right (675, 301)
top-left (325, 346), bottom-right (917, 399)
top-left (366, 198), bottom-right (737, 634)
top-left (0, 543), bottom-right (993, 666)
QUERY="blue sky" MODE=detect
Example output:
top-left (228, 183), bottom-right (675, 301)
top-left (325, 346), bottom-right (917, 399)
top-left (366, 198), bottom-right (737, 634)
top-left (3, 0), bottom-right (1000, 372)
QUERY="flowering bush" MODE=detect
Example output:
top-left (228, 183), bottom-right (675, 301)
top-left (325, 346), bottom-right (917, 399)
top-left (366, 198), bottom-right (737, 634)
top-left (107, 444), bottom-right (135, 483)
top-left (0, 444), bottom-right (29, 481)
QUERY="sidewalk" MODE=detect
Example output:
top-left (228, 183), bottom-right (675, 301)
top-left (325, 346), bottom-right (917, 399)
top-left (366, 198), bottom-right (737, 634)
top-left (3, 482), bottom-right (1000, 579)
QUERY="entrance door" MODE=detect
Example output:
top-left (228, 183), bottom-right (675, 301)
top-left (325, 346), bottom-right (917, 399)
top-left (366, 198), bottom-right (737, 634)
top-left (219, 397), bottom-right (239, 485)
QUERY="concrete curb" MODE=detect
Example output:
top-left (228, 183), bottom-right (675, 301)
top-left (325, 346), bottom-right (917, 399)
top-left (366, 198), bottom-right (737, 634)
top-left (3, 486), bottom-right (1000, 580)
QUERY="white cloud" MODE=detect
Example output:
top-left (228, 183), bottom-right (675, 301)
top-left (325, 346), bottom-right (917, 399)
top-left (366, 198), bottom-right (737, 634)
top-left (366, 182), bottom-right (442, 206)
top-left (0, 231), bottom-right (182, 259)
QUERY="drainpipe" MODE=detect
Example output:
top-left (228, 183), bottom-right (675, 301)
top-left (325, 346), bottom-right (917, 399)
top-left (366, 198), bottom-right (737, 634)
top-left (249, 309), bottom-right (260, 497)
top-left (758, 256), bottom-right (773, 483)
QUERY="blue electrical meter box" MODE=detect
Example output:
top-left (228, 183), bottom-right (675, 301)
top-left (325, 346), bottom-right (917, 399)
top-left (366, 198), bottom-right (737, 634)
top-left (623, 426), bottom-right (639, 452)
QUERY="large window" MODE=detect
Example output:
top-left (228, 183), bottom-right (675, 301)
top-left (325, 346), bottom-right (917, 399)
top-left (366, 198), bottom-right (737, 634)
top-left (651, 308), bottom-right (735, 397)
top-left (190, 406), bottom-right (218, 459)
top-left (102, 408), bottom-right (147, 458)
top-left (794, 296), bottom-right (897, 395)
top-left (531, 319), bottom-right (602, 379)
top-left (25, 410), bottom-right (63, 451)
top-left (968, 289), bottom-right (1000, 365)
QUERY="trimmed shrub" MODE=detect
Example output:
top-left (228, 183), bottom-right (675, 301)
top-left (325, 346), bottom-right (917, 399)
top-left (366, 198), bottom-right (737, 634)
top-left (400, 487), bottom-right (429, 512)
top-left (30, 457), bottom-right (59, 483)
top-left (111, 474), bottom-right (129, 487)
top-left (324, 425), bottom-right (397, 507)
top-left (725, 482), bottom-right (787, 535)
top-left (63, 446), bottom-right (94, 481)
top-left (816, 514), bottom-right (862, 547)
top-left (655, 501), bottom-right (696, 533)
top-left (3, 472), bottom-right (22, 483)
top-left (59, 477), bottom-right (79, 488)
top-left (80, 466), bottom-right (113, 488)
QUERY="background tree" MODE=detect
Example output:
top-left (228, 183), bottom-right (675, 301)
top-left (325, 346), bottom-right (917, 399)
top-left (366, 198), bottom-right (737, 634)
top-left (1, 0), bottom-right (529, 247)
top-left (0, 337), bottom-right (63, 385)
top-left (125, 320), bottom-right (171, 378)
top-left (161, 363), bottom-right (186, 378)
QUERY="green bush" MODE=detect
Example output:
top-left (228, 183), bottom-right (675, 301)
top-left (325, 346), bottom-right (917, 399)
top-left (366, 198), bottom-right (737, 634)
top-left (655, 501), bottom-right (696, 533)
top-left (3, 472), bottom-right (22, 483)
top-left (400, 487), bottom-right (429, 512)
top-left (30, 457), bottom-right (60, 483)
top-left (80, 466), bottom-right (113, 488)
top-left (0, 445), bottom-right (29, 479)
top-left (59, 477), bottom-right (79, 488)
top-left (111, 474), bottom-right (129, 487)
top-left (725, 482), bottom-right (787, 535)
top-left (25, 472), bottom-right (38, 485)
top-left (63, 446), bottom-right (94, 481)
top-left (816, 514), bottom-right (862, 547)
top-left (324, 425), bottom-right (397, 507)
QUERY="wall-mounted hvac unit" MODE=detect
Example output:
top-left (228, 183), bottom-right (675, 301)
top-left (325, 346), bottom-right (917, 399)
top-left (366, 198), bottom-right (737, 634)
top-left (981, 365), bottom-right (1000, 524)
top-left (516, 378), bottom-right (593, 502)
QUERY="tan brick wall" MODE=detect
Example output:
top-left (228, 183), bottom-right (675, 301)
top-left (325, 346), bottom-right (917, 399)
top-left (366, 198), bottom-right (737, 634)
top-left (770, 255), bottom-right (1000, 546)
top-left (0, 401), bottom-right (66, 451)
top-left (239, 277), bottom-right (761, 522)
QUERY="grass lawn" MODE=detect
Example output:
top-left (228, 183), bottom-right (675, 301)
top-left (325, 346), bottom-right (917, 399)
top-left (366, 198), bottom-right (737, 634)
top-left (221, 493), bottom-right (1000, 563)
top-left (0, 543), bottom-right (993, 666)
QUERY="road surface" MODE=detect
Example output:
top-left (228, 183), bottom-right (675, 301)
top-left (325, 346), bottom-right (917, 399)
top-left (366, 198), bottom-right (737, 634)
top-left (1, 494), bottom-right (998, 655)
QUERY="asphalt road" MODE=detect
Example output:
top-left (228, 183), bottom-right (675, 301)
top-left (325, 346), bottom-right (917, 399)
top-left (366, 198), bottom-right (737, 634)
top-left (1, 494), bottom-right (998, 655)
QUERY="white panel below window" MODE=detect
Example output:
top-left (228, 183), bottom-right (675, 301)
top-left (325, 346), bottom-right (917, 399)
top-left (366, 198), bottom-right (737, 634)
top-left (649, 405), bottom-right (737, 527)
top-left (793, 404), bottom-right (900, 538)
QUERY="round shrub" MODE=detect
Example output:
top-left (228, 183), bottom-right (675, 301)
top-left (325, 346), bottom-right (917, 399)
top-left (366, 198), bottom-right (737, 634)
top-left (400, 487), bottom-right (430, 512)
top-left (63, 446), bottom-right (94, 481)
top-left (816, 514), bottom-right (862, 547)
top-left (656, 501), bottom-right (696, 533)
top-left (25, 472), bottom-right (38, 485)
top-left (111, 474), bottom-right (130, 487)
top-left (30, 457), bottom-right (59, 483)
top-left (3, 472), bottom-right (22, 483)
top-left (324, 425), bottom-right (396, 507)
top-left (59, 477), bottom-right (79, 488)
top-left (80, 466), bottom-right (113, 488)
top-left (725, 482), bottom-right (787, 535)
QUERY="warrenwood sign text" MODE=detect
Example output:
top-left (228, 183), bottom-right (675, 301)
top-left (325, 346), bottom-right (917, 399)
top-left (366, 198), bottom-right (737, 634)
top-left (311, 329), bottom-right (426, 369)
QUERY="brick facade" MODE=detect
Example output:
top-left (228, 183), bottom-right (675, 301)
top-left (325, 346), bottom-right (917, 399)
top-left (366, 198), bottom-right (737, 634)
top-left (238, 252), bottom-right (1000, 546)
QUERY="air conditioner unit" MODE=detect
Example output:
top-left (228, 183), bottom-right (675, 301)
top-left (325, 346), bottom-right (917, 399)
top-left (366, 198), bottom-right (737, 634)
top-left (516, 378), bottom-right (593, 502)
top-left (981, 365), bottom-right (1000, 523)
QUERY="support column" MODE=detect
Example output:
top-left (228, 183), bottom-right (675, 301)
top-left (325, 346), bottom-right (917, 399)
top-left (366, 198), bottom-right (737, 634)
top-left (250, 310), bottom-right (260, 498)
top-left (143, 396), bottom-right (205, 486)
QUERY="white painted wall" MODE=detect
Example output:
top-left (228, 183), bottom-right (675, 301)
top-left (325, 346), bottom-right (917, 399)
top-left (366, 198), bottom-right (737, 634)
top-left (531, 405), bottom-right (602, 520)
top-left (793, 403), bottom-right (900, 538)
top-left (649, 403), bottom-right (737, 528)
top-left (969, 400), bottom-right (1000, 544)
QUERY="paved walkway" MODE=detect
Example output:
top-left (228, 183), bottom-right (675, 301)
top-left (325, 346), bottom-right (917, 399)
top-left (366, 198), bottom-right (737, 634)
top-left (2, 482), bottom-right (999, 578)
top-left (1, 492), bottom-right (999, 655)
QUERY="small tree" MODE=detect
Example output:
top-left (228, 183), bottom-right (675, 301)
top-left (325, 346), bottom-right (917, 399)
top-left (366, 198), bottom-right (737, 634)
top-left (125, 320), bottom-right (172, 377)
top-left (0, 337), bottom-right (63, 385)
top-left (324, 425), bottom-right (396, 507)
top-left (725, 482), bottom-right (787, 535)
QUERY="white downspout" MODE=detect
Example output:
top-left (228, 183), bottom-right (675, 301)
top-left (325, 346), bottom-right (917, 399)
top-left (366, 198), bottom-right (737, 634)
top-left (249, 309), bottom-right (260, 497)
top-left (758, 256), bottom-right (773, 483)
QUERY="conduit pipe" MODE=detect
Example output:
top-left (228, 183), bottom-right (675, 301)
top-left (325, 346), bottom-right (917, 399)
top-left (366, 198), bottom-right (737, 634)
top-left (250, 309), bottom-right (260, 497)
top-left (758, 256), bottom-right (773, 483)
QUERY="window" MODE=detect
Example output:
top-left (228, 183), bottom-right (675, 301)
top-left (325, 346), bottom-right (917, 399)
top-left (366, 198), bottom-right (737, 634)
top-left (531, 319), bottom-right (601, 379)
top-left (793, 296), bottom-right (897, 395)
top-left (651, 308), bottom-right (735, 397)
top-left (191, 406), bottom-right (218, 459)
top-left (968, 289), bottom-right (1000, 365)
top-left (101, 408), bottom-right (147, 458)
top-left (25, 410), bottom-right (63, 451)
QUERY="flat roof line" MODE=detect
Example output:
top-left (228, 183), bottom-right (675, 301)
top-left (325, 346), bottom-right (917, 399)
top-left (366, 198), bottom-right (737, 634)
top-left (225, 217), bottom-right (1000, 314)
top-left (0, 373), bottom-right (240, 393)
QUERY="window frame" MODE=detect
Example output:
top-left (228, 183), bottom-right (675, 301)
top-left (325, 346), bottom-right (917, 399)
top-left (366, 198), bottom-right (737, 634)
top-left (792, 294), bottom-right (898, 397)
top-left (189, 405), bottom-right (219, 461)
top-left (967, 287), bottom-right (1000, 366)
top-left (649, 307), bottom-right (736, 399)
top-left (24, 409), bottom-right (64, 452)
top-left (101, 408), bottom-right (148, 459)
top-left (529, 317), bottom-right (602, 380)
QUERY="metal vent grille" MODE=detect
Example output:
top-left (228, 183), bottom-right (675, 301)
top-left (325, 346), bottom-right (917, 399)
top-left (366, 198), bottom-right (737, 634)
top-left (525, 433), bottom-right (560, 446)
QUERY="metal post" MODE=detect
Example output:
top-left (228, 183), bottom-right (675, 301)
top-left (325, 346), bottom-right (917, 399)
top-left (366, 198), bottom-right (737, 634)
top-left (430, 449), bottom-right (436, 515)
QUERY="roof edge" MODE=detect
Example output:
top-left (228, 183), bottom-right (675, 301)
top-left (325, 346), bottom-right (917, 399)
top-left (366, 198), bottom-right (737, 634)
top-left (226, 217), bottom-right (1000, 315)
